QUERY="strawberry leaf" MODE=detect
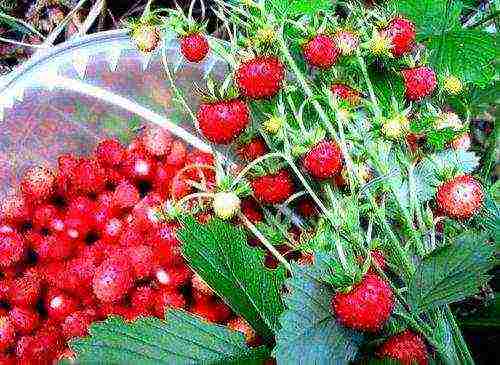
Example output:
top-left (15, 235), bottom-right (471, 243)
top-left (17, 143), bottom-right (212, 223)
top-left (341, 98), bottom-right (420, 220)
top-left (406, 231), bottom-right (495, 313)
top-left (274, 253), bottom-right (364, 364)
top-left (70, 310), bottom-right (270, 364)
top-left (266, 0), bottom-right (333, 18)
top-left (177, 217), bottom-right (287, 343)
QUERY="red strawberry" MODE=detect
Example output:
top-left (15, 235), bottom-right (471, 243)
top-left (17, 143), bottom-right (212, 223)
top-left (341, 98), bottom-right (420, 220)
top-left (296, 198), bottom-right (317, 218)
top-left (377, 330), bottom-right (428, 365)
top-left (330, 84), bottom-right (361, 105)
top-left (153, 289), bottom-right (187, 318)
top-left (0, 231), bottom-right (26, 267)
top-left (436, 175), bottom-right (484, 220)
top-left (0, 317), bottom-right (15, 352)
top-left (197, 99), bottom-right (250, 144)
top-left (401, 66), bottom-right (437, 101)
top-left (0, 193), bottom-right (31, 224)
top-left (126, 245), bottom-right (155, 280)
top-left (383, 17), bottom-right (416, 57)
top-left (113, 181), bottom-right (140, 210)
top-left (9, 306), bottom-right (40, 335)
top-left (95, 139), bottom-right (125, 167)
top-left (9, 271), bottom-right (42, 307)
top-left (147, 223), bottom-right (184, 267)
top-left (154, 265), bottom-right (191, 289)
top-left (332, 273), bottom-right (394, 332)
top-left (130, 286), bottom-right (155, 312)
top-left (142, 127), bottom-right (173, 157)
top-left (251, 170), bottom-right (294, 205)
top-left (236, 57), bottom-right (285, 99)
top-left (92, 257), bottom-right (134, 303)
top-left (227, 317), bottom-right (258, 346)
top-left (72, 158), bottom-right (107, 194)
top-left (237, 137), bottom-right (268, 161)
top-left (190, 299), bottom-right (231, 323)
top-left (303, 35), bottom-right (340, 69)
top-left (46, 291), bottom-right (79, 322)
top-left (180, 33), bottom-right (210, 62)
top-left (240, 198), bottom-right (263, 223)
top-left (120, 151), bottom-right (155, 181)
top-left (21, 166), bottom-right (56, 202)
top-left (61, 309), bottom-right (97, 339)
top-left (191, 273), bottom-right (214, 297)
top-left (303, 140), bottom-right (343, 179)
top-left (32, 204), bottom-right (59, 230)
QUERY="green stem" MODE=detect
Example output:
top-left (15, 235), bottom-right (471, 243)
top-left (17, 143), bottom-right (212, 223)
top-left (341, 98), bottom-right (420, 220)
top-left (444, 306), bottom-right (476, 365)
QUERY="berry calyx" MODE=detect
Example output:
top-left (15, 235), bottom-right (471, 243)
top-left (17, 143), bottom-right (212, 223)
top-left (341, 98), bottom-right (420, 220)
top-left (401, 66), bottom-right (437, 101)
top-left (334, 30), bottom-right (359, 56)
top-left (377, 330), bottom-right (429, 365)
top-left (236, 56), bottom-right (285, 99)
top-left (436, 175), bottom-right (484, 220)
top-left (197, 99), bottom-right (250, 144)
top-left (303, 34), bottom-right (340, 68)
top-left (180, 33), bottom-right (210, 62)
top-left (381, 114), bottom-right (409, 140)
top-left (332, 273), bottom-right (394, 332)
top-left (213, 192), bottom-right (241, 220)
top-left (303, 140), bottom-right (343, 179)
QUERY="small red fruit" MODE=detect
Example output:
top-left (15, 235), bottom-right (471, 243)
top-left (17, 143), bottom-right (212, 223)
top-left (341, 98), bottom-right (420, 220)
top-left (330, 84), bottom-right (361, 105)
top-left (377, 330), bottom-right (428, 365)
top-left (240, 198), bottom-right (263, 224)
top-left (303, 35), bottom-right (340, 69)
top-left (9, 306), bottom-right (40, 335)
top-left (190, 299), bottom-right (232, 323)
top-left (130, 286), bottom-right (155, 312)
top-left (436, 175), bottom-right (484, 220)
top-left (93, 257), bottom-right (134, 303)
top-left (384, 17), bottom-right (416, 57)
top-left (197, 99), bottom-right (250, 144)
top-left (180, 33), bottom-right (210, 62)
top-left (236, 57), bottom-right (285, 99)
top-left (401, 66), bottom-right (437, 101)
top-left (154, 265), bottom-right (191, 289)
top-left (120, 151), bottom-right (155, 181)
top-left (61, 309), bottom-right (97, 339)
top-left (237, 137), bottom-right (268, 161)
top-left (251, 170), bottom-right (294, 205)
top-left (9, 271), bottom-right (42, 307)
top-left (72, 158), bottom-right (107, 194)
top-left (46, 291), bottom-right (79, 322)
top-left (0, 193), bottom-right (30, 224)
top-left (166, 140), bottom-right (187, 167)
top-left (142, 127), bottom-right (173, 157)
top-left (303, 140), bottom-right (343, 179)
top-left (113, 181), bottom-right (140, 210)
top-left (191, 273), bottom-right (214, 297)
top-left (153, 289), bottom-right (187, 318)
top-left (332, 273), bottom-right (394, 332)
top-left (33, 233), bottom-right (74, 263)
top-left (0, 231), bottom-right (26, 267)
top-left (95, 139), bottom-right (125, 167)
top-left (21, 166), bottom-right (56, 201)
top-left (0, 316), bottom-right (15, 352)
top-left (126, 245), bottom-right (155, 280)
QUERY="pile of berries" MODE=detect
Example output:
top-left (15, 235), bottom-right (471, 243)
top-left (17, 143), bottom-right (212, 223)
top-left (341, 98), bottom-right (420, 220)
top-left (0, 127), bottom-right (255, 364)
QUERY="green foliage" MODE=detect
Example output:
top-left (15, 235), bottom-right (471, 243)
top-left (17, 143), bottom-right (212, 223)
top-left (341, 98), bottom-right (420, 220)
top-left (406, 232), bottom-right (494, 313)
top-left (368, 68), bottom-right (405, 116)
top-left (266, 0), bottom-right (333, 18)
top-left (458, 293), bottom-right (500, 329)
top-left (70, 310), bottom-right (270, 364)
top-left (177, 217), bottom-right (286, 343)
top-left (274, 256), bottom-right (363, 364)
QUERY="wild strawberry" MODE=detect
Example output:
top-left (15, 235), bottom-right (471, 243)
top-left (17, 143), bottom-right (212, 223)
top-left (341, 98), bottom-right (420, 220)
top-left (332, 273), bottom-right (394, 332)
top-left (46, 291), bottom-right (79, 322)
top-left (56, 154), bottom-right (79, 194)
top-left (130, 286), bottom-right (155, 312)
top-left (330, 84), bottom-right (361, 105)
top-left (153, 289), bottom-right (186, 318)
top-left (383, 17), bottom-right (416, 57)
top-left (190, 299), bottom-right (232, 323)
top-left (450, 133), bottom-right (471, 151)
top-left (240, 198), bottom-right (263, 224)
top-left (147, 224), bottom-right (184, 267)
top-left (180, 33), bottom-right (210, 62)
top-left (0, 193), bottom-right (30, 224)
top-left (121, 151), bottom-right (155, 181)
top-left (142, 127), bottom-right (173, 157)
top-left (171, 176), bottom-right (193, 199)
top-left (251, 170), bottom-right (294, 205)
top-left (237, 137), bottom-right (268, 161)
top-left (132, 193), bottom-right (163, 228)
top-left (303, 35), bottom-right (340, 69)
top-left (33, 233), bottom-right (74, 263)
top-left (197, 99), bottom-right (250, 144)
top-left (21, 166), bottom-right (56, 202)
top-left (401, 66), bottom-right (437, 101)
top-left (213, 192), bottom-right (240, 220)
top-left (296, 198), bottom-right (317, 218)
top-left (227, 317), bottom-right (258, 345)
top-left (93, 257), bottom-right (134, 303)
top-left (154, 265), bottom-right (191, 288)
top-left (61, 309), bottom-right (97, 339)
top-left (436, 175), bottom-right (484, 220)
top-left (95, 139), bottom-right (125, 167)
top-left (165, 140), bottom-right (188, 167)
top-left (126, 245), bottom-right (155, 280)
top-left (304, 140), bottom-right (343, 179)
top-left (99, 218), bottom-right (122, 244)
top-left (32, 204), bottom-right (58, 231)
top-left (113, 181), bottom-right (140, 210)
top-left (119, 225), bottom-right (144, 247)
top-left (185, 150), bottom-right (215, 181)
top-left (0, 317), bottom-right (15, 352)
top-left (0, 231), bottom-right (26, 267)
top-left (72, 158), bottom-right (107, 194)
top-left (132, 24), bottom-right (160, 53)
top-left (153, 164), bottom-right (175, 198)
top-left (377, 330), bottom-right (428, 365)
top-left (0, 353), bottom-right (15, 364)
top-left (334, 30), bottom-right (359, 55)
top-left (10, 271), bottom-right (42, 307)
top-left (9, 306), bottom-right (40, 335)
top-left (236, 57), bottom-right (285, 99)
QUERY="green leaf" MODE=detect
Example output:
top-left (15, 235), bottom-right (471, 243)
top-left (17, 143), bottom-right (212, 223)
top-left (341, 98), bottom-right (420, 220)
top-left (177, 217), bottom-right (286, 343)
top-left (406, 232), bottom-right (495, 313)
top-left (427, 30), bottom-right (496, 86)
top-left (71, 310), bottom-right (270, 364)
top-left (266, 0), bottom-right (332, 18)
top-left (274, 254), bottom-right (363, 364)
top-left (369, 69), bottom-right (405, 116)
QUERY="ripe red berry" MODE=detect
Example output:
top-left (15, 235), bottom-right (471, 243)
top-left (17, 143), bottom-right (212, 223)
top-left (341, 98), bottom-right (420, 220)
top-left (154, 265), bottom-right (191, 289)
top-left (0, 316), bottom-right (16, 352)
top-left (436, 175), bottom-right (484, 220)
top-left (180, 33), bottom-right (210, 62)
top-left (46, 291), bottom-right (79, 322)
top-left (142, 127), bottom-right (173, 157)
top-left (147, 223), bottom-right (183, 267)
top-left (383, 17), bottom-right (416, 57)
top-left (197, 99), bottom-right (250, 144)
top-left (33, 233), bottom-right (74, 263)
top-left (130, 286), bottom-right (155, 312)
top-left (190, 299), bottom-right (232, 323)
top-left (21, 166), bottom-right (56, 202)
top-left (113, 181), bottom-right (140, 210)
top-left (251, 170), bottom-right (294, 205)
top-left (377, 330), bottom-right (428, 365)
top-left (236, 57), bottom-right (285, 99)
top-left (227, 317), bottom-right (258, 345)
top-left (153, 289), bottom-right (187, 318)
top-left (237, 137), bottom-right (268, 161)
top-left (61, 309), bottom-right (97, 339)
top-left (121, 151), bottom-right (155, 181)
top-left (126, 245), bottom-right (155, 280)
top-left (401, 66), bottom-right (437, 101)
top-left (95, 139), bottom-right (125, 167)
top-left (0, 193), bottom-right (31, 224)
top-left (330, 83), bottom-right (361, 105)
top-left (304, 140), bottom-right (343, 179)
top-left (93, 257), bottom-right (134, 303)
top-left (191, 273), bottom-right (214, 297)
top-left (166, 140), bottom-right (188, 167)
top-left (101, 218), bottom-right (124, 244)
top-left (332, 273), bottom-right (394, 332)
top-left (0, 231), bottom-right (26, 267)
top-left (9, 306), bottom-right (40, 335)
top-left (72, 158), bottom-right (107, 194)
top-left (296, 198), bottom-right (317, 218)
top-left (303, 35), bottom-right (340, 69)
top-left (9, 271), bottom-right (42, 307)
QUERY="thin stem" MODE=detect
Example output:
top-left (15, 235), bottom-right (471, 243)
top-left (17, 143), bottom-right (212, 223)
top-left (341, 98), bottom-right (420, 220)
top-left (444, 306), bottom-right (476, 365)
top-left (230, 152), bottom-right (284, 189)
top-left (176, 192), bottom-right (214, 209)
top-left (356, 52), bottom-right (381, 120)
top-left (0, 37), bottom-right (48, 48)
top-left (239, 213), bottom-right (292, 272)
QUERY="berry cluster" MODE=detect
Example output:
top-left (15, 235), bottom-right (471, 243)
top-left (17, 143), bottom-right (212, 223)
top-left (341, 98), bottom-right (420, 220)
top-left (0, 128), bottom-right (257, 363)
